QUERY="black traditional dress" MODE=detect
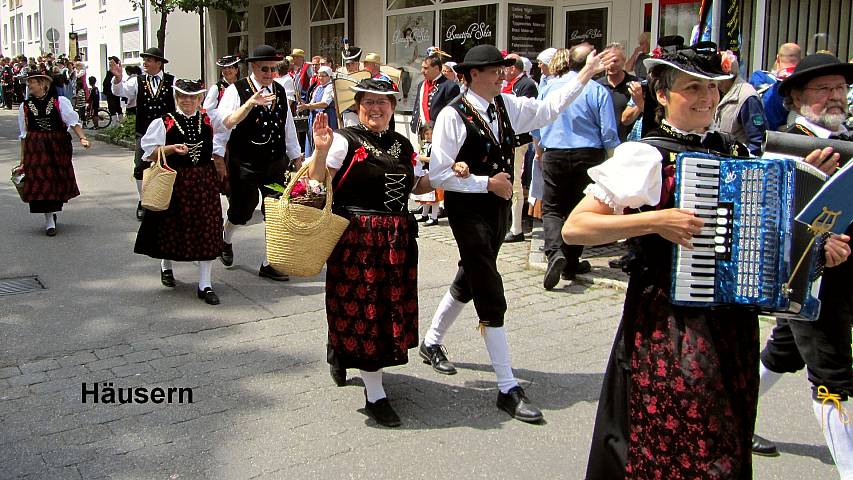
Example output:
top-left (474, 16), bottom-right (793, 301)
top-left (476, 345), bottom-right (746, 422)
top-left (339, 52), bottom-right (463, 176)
top-left (19, 94), bottom-right (80, 213)
top-left (325, 125), bottom-right (420, 371)
top-left (134, 112), bottom-right (223, 261)
top-left (585, 125), bottom-right (759, 480)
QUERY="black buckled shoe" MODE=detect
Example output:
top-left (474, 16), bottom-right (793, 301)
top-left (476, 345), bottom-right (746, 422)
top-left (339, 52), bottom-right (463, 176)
top-left (543, 255), bottom-right (567, 290)
top-left (45, 227), bottom-right (56, 237)
top-left (160, 269), bottom-right (176, 288)
top-left (330, 365), bottom-right (347, 387)
top-left (259, 264), bottom-right (289, 281)
top-left (504, 232), bottom-right (525, 243)
top-left (561, 260), bottom-right (591, 280)
top-left (751, 434), bottom-right (779, 457)
top-left (197, 287), bottom-right (220, 305)
top-left (136, 202), bottom-right (145, 221)
top-left (220, 242), bottom-right (234, 267)
top-left (364, 393), bottom-right (401, 428)
top-left (497, 386), bottom-right (543, 423)
top-left (419, 341), bottom-right (457, 375)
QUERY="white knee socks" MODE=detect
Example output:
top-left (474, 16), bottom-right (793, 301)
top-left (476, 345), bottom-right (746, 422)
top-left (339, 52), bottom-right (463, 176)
top-left (758, 361), bottom-right (785, 397)
top-left (43, 212), bottom-right (56, 229)
top-left (509, 191), bottom-right (524, 235)
top-left (361, 369), bottom-right (386, 403)
top-left (483, 326), bottom-right (518, 394)
top-left (813, 398), bottom-right (853, 479)
top-left (424, 291), bottom-right (466, 347)
top-left (136, 179), bottom-right (143, 199)
top-left (161, 259), bottom-right (173, 271)
top-left (198, 260), bottom-right (213, 290)
top-left (424, 204), bottom-right (439, 219)
top-left (223, 221), bottom-right (236, 244)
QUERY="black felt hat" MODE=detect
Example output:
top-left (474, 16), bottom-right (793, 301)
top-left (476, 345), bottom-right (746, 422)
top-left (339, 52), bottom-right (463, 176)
top-left (173, 79), bottom-right (206, 95)
top-left (779, 53), bottom-right (853, 96)
top-left (454, 45), bottom-right (514, 74)
top-left (140, 47), bottom-right (169, 64)
top-left (246, 45), bottom-right (283, 63)
top-left (643, 42), bottom-right (731, 81)
top-left (25, 71), bottom-right (52, 82)
top-left (216, 55), bottom-right (241, 68)
top-left (342, 46), bottom-right (362, 64)
top-left (351, 78), bottom-right (399, 96)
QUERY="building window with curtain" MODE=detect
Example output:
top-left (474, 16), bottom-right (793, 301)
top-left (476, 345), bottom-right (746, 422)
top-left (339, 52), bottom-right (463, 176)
top-left (120, 23), bottom-right (140, 61)
top-left (264, 2), bottom-right (291, 55)
top-left (309, 0), bottom-right (345, 67)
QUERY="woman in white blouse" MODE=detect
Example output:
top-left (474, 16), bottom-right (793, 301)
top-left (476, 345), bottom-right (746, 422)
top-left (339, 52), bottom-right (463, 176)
top-left (298, 65), bottom-right (337, 156)
top-left (17, 71), bottom-right (90, 236)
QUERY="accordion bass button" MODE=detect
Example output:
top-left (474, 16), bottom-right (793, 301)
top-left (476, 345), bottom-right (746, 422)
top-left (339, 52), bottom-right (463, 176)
top-left (714, 245), bottom-right (728, 254)
top-left (716, 217), bottom-right (728, 225)
top-left (716, 207), bottom-right (729, 216)
top-left (716, 226), bottom-right (728, 235)
top-left (714, 236), bottom-right (726, 244)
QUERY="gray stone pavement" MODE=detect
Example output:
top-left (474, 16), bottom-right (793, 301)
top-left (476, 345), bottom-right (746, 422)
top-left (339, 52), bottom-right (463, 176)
top-left (0, 108), bottom-right (839, 479)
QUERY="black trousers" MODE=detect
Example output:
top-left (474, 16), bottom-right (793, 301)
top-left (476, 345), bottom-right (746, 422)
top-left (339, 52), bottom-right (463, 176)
top-left (541, 147), bottom-right (606, 271)
top-left (2, 85), bottom-right (13, 108)
top-left (225, 154), bottom-right (289, 225)
top-left (106, 95), bottom-right (122, 116)
top-left (444, 191), bottom-right (509, 328)
top-left (761, 246), bottom-right (853, 400)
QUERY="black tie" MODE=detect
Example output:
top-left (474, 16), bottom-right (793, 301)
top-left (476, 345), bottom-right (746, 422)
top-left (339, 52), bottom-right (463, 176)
top-left (150, 75), bottom-right (159, 90)
top-left (486, 104), bottom-right (496, 123)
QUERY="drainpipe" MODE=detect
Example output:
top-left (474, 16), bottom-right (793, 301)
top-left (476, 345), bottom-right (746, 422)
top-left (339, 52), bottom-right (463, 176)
top-left (199, 7), bottom-right (205, 82)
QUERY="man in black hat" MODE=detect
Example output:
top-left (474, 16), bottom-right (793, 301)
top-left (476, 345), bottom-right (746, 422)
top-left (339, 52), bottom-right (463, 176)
top-left (213, 44), bottom-right (303, 282)
top-left (340, 44), bottom-right (362, 74)
top-left (752, 54), bottom-right (853, 477)
top-left (111, 47), bottom-right (175, 220)
top-left (203, 55), bottom-right (241, 130)
top-left (420, 44), bottom-right (612, 423)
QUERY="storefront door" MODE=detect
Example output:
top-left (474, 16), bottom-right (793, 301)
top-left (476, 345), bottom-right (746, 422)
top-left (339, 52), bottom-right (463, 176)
top-left (562, 2), bottom-right (611, 51)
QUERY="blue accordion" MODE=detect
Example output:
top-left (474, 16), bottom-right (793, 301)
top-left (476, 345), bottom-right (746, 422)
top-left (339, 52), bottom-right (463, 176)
top-left (670, 152), bottom-right (828, 321)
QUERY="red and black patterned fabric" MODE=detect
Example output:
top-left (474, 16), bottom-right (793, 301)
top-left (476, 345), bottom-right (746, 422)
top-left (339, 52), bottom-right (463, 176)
top-left (20, 95), bottom-right (79, 213)
top-left (585, 127), bottom-right (759, 480)
top-left (134, 112), bottom-right (222, 261)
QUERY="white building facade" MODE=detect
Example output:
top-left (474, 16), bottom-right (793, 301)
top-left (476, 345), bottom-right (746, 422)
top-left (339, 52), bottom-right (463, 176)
top-left (1, 0), bottom-right (66, 59)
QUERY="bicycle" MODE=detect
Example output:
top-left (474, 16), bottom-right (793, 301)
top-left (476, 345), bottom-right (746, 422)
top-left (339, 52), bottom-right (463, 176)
top-left (83, 104), bottom-right (112, 129)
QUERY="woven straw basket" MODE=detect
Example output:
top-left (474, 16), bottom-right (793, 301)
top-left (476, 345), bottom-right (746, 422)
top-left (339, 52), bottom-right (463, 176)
top-left (141, 149), bottom-right (177, 211)
top-left (264, 163), bottom-right (350, 277)
top-left (11, 164), bottom-right (25, 202)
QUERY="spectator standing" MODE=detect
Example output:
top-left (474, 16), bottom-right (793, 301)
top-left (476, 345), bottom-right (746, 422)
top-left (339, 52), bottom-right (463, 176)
top-left (596, 42), bottom-right (638, 142)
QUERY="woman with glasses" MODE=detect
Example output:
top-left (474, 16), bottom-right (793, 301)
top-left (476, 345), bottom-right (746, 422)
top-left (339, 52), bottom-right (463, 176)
top-left (298, 65), bottom-right (337, 156)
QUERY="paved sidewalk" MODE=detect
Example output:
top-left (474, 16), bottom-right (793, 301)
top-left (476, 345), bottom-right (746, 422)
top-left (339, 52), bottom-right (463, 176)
top-left (0, 108), bottom-right (838, 479)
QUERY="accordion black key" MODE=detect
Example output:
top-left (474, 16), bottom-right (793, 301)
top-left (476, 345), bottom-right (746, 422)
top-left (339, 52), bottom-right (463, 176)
top-left (670, 152), bottom-right (828, 321)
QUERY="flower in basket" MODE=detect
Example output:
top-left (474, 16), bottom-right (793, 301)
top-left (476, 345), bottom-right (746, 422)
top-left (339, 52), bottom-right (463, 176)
top-left (290, 178), bottom-right (308, 198)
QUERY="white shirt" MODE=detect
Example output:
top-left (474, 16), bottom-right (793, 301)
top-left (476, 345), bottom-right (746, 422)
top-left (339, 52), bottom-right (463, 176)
top-left (429, 80), bottom-right (585, 193)
top-left (18, 96), bottom-right (81, 139)
top-left (324, 131), bottom-right (424, 179)
top-left (112, 70), bottom-right (164, 99)
top-left (582, 142), bottom-right (663, 212)
top-left (212, 73), bottom-right (301, 159)
top-left (273, 75), bottom-right (296, 103)
top-left (312, 81), bottom-right (334, 106)
top-left (139, 110), bottom-right (207, 161)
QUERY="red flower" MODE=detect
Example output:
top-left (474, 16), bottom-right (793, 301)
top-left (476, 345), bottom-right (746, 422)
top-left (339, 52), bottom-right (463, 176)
top-left (390, 286), bottom-right (402, 302)
top-left (411, 151), bottom-right (418, 167)
top-left (365, 304), bottom-right (376, 320)
top-left (290, 179), bottom-right (307, 198)
top-left (651, 46), bottom-right (664, 59)
top-left (335, 284), bottom-right (349, 297)
top-left (363, 340), bottom-right (377, 356)
top-left (354, 320), bottom-right (367, 335)
top-left (163, 115), bottom-right (175, 131)
top-left (352, 146), bottom-right (368, 163)
top-left (364, 268), bottom-right (376, 284)
top-left (344, 301), bottom-right (358, 316)
top-left (202, 113), bottom-right (212, 127)
top-left (343, 337), bottom-right (357, 351)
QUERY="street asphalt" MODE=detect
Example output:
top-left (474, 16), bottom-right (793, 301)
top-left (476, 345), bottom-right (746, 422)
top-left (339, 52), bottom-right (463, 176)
top-left (0, 108), bottom-right (840, 479)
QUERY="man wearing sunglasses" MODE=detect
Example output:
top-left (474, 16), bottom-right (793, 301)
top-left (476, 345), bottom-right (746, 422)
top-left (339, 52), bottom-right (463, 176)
top-left (213, 44), bottom-right (304, 282)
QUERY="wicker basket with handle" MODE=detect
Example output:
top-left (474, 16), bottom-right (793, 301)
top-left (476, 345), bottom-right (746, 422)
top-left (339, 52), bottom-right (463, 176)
top-left (140, 148), bottom-right (177, 212)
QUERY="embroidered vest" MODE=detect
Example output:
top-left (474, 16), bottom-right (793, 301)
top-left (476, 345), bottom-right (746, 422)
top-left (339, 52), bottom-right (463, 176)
top-left (136, 73), bottom-right (176, 135)
top-left (227, 78), bottom-right (290, 167)
top-left (448, 94), bottom-right (516, 182)
top-left (162, 112), bottom-right (214, 169)
top-left (23, 95), bottom-right (65, 132)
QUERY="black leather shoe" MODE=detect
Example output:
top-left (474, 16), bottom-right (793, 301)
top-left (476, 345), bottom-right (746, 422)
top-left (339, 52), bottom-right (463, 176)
top-left (504, 232), bottom-right (525, 243)
top-left (45, 227), bottom-right (56, 237)
top-left (751, 434), bottom-right (779, 457)
top-left (160, 269), bottom-right (176, 288)
top-left (419, 341), bottom-right (457, 375)
top-left (136, 202), bottom-right (145, 221)
top-left (609, 254), bottom-right (630, 269)
top-left (416, 215), bottom-right (429, 223)
top-left (561, 260), bottom-right (591, 280)
top-left (364, 393), bottom-right (401, 427)
top-left (330, 365), bottom-right (347, 387)
top-left (497, 386), bottom-right (543, 423)
top-left (220, 242), bottom-right (234, 267)
top-left (424, 218), bottom-right (438, 227)
top-left (197, 287), bottom-right (220, 305)
top-left (259, 264), bottom-right (289, 281)
top-left (543, 255), bottom-right (567, 290)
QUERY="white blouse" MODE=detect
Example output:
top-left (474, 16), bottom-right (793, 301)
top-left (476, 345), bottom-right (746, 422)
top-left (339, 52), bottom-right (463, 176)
top-left (139, 111), bottom-right (207, 162)
top-left (18, 96), bottom-right (81, 139)
top-left (582, 141), bottom-right (663, 212)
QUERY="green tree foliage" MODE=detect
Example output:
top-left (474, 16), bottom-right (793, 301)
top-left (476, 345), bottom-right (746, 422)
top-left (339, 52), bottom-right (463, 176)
top-left (130, 0), bottom-right (248, 53)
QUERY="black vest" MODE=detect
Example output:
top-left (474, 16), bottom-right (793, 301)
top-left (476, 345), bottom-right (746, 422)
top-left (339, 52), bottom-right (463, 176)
top-left (227, 78), bottom-right (290, 168)
top-left (24, 95), bottom-right (65, 132)
top-left (136, 73), bottom-right (176, 135)
top-left (162, 112), bottom-right (214, 169)
top-left (448, 94), bottom-right (517, 182)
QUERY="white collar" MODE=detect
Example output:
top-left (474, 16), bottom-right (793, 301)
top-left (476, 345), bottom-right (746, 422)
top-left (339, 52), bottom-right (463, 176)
top-left (662, 119), bottom-right (715, 136)
top-left (463, 89), bottom-right (494, 113)
top-left (794, 115), bottom-right (846, 138)
top-left (147, 71), bottom-right (164, 80)
top-left (249, 74), bottom-right (273, 91)
top-left (175, 109), bottom-right (197, 119)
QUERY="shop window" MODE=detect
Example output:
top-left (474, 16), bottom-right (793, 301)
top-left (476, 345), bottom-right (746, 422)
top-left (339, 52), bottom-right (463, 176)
top-left (565, 6), bottom-right (608, 52)
top-left (264, 2), bottom-right (292, 55)
top-left (311, 0), bottom-right (344, 22)
top-left (387, 0), bottom-right (433, 9)
top-left (387, 11), bottom-right (434, 109)
top-left (439, 4), bottom-right (497, 63)
top-left (310, 23), bottom-right (343, 65)
top-left (507, 3), bottom-right (551, 80)
top-left (657, 0), bottom-right (701, 44)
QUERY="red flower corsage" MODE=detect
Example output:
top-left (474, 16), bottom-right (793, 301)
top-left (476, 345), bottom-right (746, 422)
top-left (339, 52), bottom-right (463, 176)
top-left (411, 151), bottom-right (418, 167)
top-left (202, 113), bottom-right (212, 127)
top-left (651, 46), bottom-right (664, 59)
top-left (163, 115), bottom-right (176, 131)
top-left (352, 146), bottom-right (368, 163)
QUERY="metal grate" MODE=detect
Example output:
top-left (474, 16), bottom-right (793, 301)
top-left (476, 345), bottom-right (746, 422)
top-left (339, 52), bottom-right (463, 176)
top-left (0, 276), bottom-right (46, 296)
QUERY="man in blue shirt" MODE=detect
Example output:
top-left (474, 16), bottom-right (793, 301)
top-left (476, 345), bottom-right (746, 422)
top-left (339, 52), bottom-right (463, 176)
top-left (534, 44), bottom-right (620, 290)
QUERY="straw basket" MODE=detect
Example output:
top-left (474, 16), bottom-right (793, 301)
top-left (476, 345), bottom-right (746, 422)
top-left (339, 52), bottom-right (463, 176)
top-left (264, 163), bottom-right (350, 276)
top-left (10, 164), bottom-right (25, 202)
top-left (140, 149), bottom-right (177, 212)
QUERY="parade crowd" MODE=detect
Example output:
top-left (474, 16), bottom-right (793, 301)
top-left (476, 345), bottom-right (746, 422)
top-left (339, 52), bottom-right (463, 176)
top-left (8, 33), bottom-right (853, 479)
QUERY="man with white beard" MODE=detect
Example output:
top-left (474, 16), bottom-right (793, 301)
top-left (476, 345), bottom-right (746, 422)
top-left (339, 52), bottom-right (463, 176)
top-left (752, 54), bottom-right (853, 480)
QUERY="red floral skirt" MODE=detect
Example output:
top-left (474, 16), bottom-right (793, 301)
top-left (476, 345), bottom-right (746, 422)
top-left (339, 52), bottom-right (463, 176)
top-left (326, 211), bottom-right (419, 371)
top-left (21, 130), bottom-right (79, 209)
top-left (134, 162), bottom-right (223, 261)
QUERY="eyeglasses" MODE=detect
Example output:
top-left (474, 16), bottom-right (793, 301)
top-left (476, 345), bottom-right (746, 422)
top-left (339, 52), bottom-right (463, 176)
top-left (803, 84), bottom-right (849, 97)
top-left (361, 99), bottom-right (391, 107)
top-left (257, 66), bottom-right (274, 73)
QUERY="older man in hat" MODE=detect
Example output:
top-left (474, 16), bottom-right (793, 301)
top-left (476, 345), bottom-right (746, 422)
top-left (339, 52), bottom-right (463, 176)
top-left (420, 44), bottom-right (613, 423)
top-left (752, 54), bottom-right (853, 477)
top-left (290, 48), bottom-right (312, 103)
top-left (111, 47), bottom-right (176, 220)
top-left (203, 54), bottom-right (241, 130)
top-left (213, 44), bottom-right (303, 282)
